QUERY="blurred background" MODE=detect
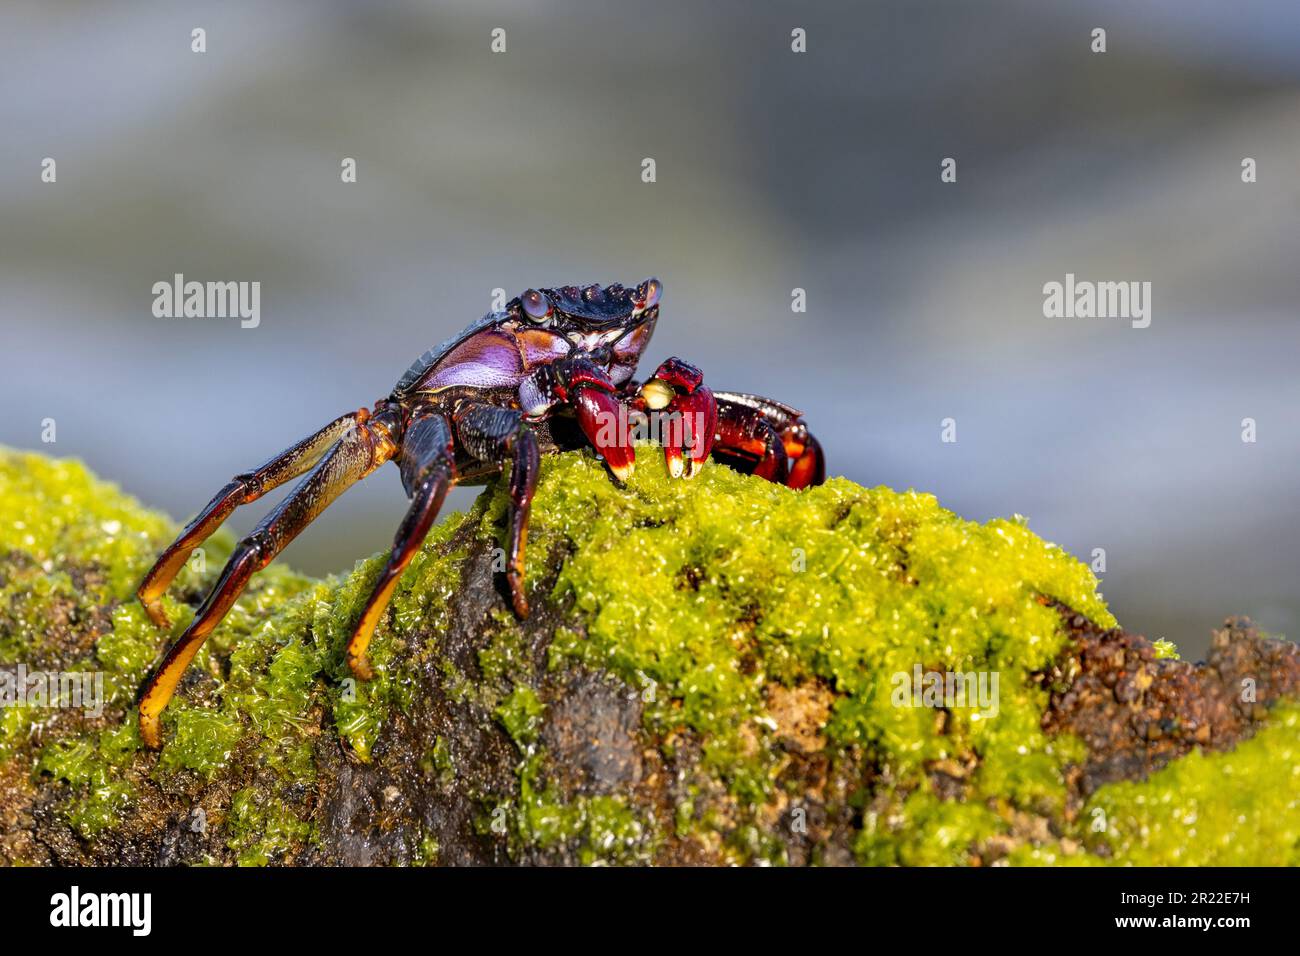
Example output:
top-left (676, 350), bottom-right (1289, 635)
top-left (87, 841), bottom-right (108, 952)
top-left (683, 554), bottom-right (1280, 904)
top-left (2, 0), bottom-right (1297, 658)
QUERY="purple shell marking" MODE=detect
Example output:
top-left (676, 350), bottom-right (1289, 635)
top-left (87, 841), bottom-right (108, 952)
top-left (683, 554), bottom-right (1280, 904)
top-left (399, 319), bottom-right (573, 395)
top-left (419, 329), bottom-right (525, 391)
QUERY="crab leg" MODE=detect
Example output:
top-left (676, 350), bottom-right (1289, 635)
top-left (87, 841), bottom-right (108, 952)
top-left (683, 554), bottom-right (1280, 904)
top-left (138, 414), bottom-right (397, 748)
top-left (344, 409), bottom-right (457, 681)
top-left (710, 391), bottom-right (825, 490)
top-left (134, 410), bottom-right (369, 629)
top-left (452, 402), bottom-right (541, 618)
top-left (785, 430), bottom-right (825, 490)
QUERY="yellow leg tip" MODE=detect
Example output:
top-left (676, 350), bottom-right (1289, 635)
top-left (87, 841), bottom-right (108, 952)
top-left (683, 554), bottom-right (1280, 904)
top-left (508, 575), bottom-right (531, 619)
top-left (348, 654), bottom-right (374, 682)
top-left (139, 711), bottom-right (163, 750)
top-left (139, 596), bottom-right (171, 630)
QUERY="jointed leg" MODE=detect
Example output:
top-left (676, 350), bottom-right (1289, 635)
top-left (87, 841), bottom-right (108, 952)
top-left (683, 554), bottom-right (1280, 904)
top-left (785, 429), bottom-right (825, 490)
top-left (139, 419), bottom-right (393, 747)
top-left (345, 408), bottom-right (457, 681)
top-left (711, 391), bottom-right (825, 490)
top-left (748, 420), bottom-right (791, 484)
top-left (452, 402), bottom-right (541, 618)
top-left (135, 410), bottom-right (368, 628)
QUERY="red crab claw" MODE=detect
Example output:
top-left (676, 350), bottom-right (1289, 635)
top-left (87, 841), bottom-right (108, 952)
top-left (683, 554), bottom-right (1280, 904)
top-left (574, 384), bottom-right (636, 483)
top-left (554, 356), bottom-right (637, 482)
top-left (639, 358), bottom-right (717, 479)
top-left (674, 385), bottom-right (717, 478)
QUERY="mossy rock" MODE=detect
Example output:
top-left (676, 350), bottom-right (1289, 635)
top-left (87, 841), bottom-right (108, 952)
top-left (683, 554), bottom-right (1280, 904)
top-left (0, 447), bottom-right (1296, 866)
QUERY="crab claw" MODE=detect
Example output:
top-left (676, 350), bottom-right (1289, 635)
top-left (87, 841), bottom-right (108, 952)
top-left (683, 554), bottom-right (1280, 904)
top-left (679, 385), bottom-right (717, 478)
top-left (640, 358), bottom-right (717, 479)
top-left (575, 386), bottom-right (636, 482)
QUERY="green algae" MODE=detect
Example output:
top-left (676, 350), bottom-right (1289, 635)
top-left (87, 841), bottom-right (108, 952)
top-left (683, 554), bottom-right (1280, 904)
top-left (495, 684), bottom-right (545, 746)
top-left (36, 722), bottom-right (140, 837)
top-left (479, 612), bottom-right (531, 685)
top-left (0, 448), bottom-right (448, 842)
top-left (0, 706), bottom-right (37, 763)
top-left (858, 786), bottom-right (1002, 866)
top-left (1152, 638), bottom-right (1179, 660)
top-left (226, 787), bottom-right (313, 866)
top-left (423, 735), bottom-right (455, 787)
top-left (0, 451), bottom-right (173, 602)
top-left (492, 739), bottom-right (655, 865)
top-left (514, 785), bottom-right (652, 865)
top-left (2, 446), bottom-right (1297, 866)
top-left (1005, 705), bottom-right (1300, 866)
top-left (1081, 702), bottom-right (1300, 865)
top-left (412, 831), bottom-right (440, 865)
top-left (486, 452), bottom-right (1116, 858)
top-left (98, 604), bottom-right (168, 688)
top-left (158, 708), bottom-right (245, 778)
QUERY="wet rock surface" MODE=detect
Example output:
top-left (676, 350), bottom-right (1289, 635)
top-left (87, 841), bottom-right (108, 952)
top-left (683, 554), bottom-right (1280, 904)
top-left (1042, 603), bottom-right (1300, 799)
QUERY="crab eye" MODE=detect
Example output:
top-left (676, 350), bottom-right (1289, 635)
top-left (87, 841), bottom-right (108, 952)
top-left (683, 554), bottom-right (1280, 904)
top-left (637, 278), bottom-right (662, 312)
top-left (521, 289), bottom-right (552, 322)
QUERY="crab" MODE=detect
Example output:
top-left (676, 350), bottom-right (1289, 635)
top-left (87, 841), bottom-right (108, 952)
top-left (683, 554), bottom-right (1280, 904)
top-left (128, 279), bottom-right (825, 747)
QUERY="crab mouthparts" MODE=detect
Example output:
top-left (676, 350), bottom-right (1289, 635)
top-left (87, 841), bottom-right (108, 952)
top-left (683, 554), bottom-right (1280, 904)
top-left (570, 329), bottom-right (626, 351)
